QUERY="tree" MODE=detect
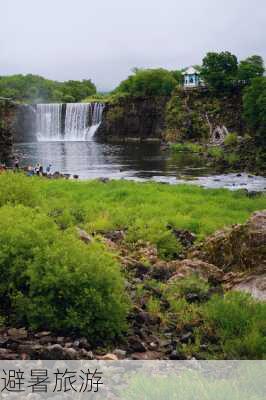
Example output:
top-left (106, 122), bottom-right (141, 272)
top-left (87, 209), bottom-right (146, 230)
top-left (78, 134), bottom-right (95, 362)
top-left (170, 70), bottom-right (183, 84)
top-left (243, 77), bottom-right (266, 143)
top-left (0, 75), bottom-right (96, 103)
top-left (238, 55), bottom-right (264, 81)
top-left (61, 79), bottom-right (96, 102)
top-left (114, 68), bottom-right (177, 96)
top-left (201, 51), bottom-right (238, 91)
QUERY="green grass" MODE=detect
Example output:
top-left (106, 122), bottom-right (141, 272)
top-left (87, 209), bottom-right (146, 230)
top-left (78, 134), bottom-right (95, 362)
top-left (0, 172), bottom-right (265, 259)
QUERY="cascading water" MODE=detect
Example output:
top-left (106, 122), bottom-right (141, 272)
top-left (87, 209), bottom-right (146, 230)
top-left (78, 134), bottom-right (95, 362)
top-left (37, 103), bottom-right (63, 141)
top-left (36, 102), bottom-right (104, 142)
top-left (87, 102), bottom-right (105, 140)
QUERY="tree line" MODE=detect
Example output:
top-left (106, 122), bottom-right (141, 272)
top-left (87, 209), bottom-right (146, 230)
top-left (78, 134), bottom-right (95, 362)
top-left (0, 74), bottom-right (96, 103)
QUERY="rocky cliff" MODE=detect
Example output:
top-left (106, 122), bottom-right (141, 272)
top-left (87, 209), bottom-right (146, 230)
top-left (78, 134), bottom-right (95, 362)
top-left (96, 88), bottom-right (246, 144)
top-left (13, 104), bottom-right (37, 143)
top-left (164, 86), bottom-right (245, 142)
top-left (96, 96), bottom-right (169, 142)
top-left (0, 99), bottom-right (16, 162)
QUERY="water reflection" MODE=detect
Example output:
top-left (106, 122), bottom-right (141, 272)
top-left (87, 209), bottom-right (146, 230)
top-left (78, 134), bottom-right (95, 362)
top-left (13, 141), bottom-right (266, 191)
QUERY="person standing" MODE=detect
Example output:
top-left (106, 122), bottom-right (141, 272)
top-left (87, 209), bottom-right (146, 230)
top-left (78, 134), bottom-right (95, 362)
top-left (35, 163), bottom-right (40, 175)
top-left (14, 158), bottom-right (19, 171)
top-left (46, 164), bottom-right (52, 176)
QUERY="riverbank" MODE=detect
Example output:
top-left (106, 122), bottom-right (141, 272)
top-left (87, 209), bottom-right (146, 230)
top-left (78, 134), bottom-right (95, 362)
top-left (170, 137), bottom-right (266, 177)
top-left (0, 172), bottom-right (265, 359)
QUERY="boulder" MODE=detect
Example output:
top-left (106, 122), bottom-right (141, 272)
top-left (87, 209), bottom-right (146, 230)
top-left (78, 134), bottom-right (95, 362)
top-left (7, 328), bottom-right (28, 340)
top-left (76, 227), bottom-right (92, 244)
top-left (168, 259), bottom-right (223, 283)
top-left (188, 210), bottom-right (266, 273)
top-left (224, 272), bottom-right (266, 301)
top-left (97, 353), bottom-right (118, 361)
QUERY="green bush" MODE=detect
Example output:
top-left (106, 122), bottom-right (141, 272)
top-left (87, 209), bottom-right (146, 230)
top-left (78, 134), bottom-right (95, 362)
top-left (224, 152), bottom-right (240, 166)
top-left (204, 292), bottom-right (266, 359)
top-left (0, 172), bottom-right (41, 207)
top-left (224, 133), bottom-right (238, 146)
top-left (114, 68), bottom-right (177, 97)
top-left (170, 142), bottom-right (203, 153)
top-left (207, 146), bottom-right (224, 160)
top-left (0, 205), bottom-right (127, 341)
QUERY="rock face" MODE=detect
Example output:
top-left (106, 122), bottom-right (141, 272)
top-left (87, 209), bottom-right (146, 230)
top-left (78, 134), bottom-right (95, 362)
top-left (164, 86), bottom-right (245, 142)
top-left (189, 210), bottom-right (266, 273)
top-left (13, 104), bottom-right (37, 142)
top-left (96, 96), bottom-right (169, 142)
top-left (0, 99), bottom-right (15, 161)
top-left (187, 210), bottom-right (266, 300)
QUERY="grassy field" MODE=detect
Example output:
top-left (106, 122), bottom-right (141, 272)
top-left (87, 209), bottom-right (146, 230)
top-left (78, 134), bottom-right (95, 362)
top-left (1, 172), bottom-right (264, 258)
top-left (0, 172), bottom-right (265, 353)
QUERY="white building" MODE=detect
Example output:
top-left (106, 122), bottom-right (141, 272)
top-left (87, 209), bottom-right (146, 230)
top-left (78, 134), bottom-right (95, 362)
top-left (182, 67), bottom-right (201, 88)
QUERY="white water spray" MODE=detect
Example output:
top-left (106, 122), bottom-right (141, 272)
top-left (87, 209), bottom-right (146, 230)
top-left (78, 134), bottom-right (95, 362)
top-left (37, 103), bottom-right (63, 141)
top-left (36, 103), bottom-right (104, 142)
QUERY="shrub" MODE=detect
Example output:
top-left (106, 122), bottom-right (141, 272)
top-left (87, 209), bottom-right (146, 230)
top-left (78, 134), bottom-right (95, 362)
top-left (224, 152), bottom-right (240, 166)
top-left (207, 146), bottom-right (224, 160)
top-left (173, 275), bottom-right (210, 298)
top-left (170, 143), bottom-right (203, 153)
top-left (0, 205), bottom-right (127, 342)
top-left (224, 133), bottom-right (238, 146)
top-left (0, 172), bottom-right (41, 207)
top-left (204, 291), bottom-right (266, 359)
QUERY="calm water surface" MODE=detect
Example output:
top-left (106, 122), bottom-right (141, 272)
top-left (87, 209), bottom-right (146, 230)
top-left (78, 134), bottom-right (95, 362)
top-left (13, 141), bottom-right (266, 192)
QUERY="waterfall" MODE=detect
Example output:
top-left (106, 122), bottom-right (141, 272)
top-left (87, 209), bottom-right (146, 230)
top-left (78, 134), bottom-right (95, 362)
top-left (87, 102), bottom-right (105, 140)
top-left (36, 102), bottom-right (104, 142)
top-left (37, 104), bottom-right (63, 141)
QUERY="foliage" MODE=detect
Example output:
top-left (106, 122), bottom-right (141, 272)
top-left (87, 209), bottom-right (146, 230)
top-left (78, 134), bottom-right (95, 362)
top-left (169, 70), bottom-right (183, 84)
top-left (170, 142), bottom-right (203, 153)
top-left (224, 152), bottom-right (240, 166)
top-left (207, 146), bottom-right (224, 160)
top-left (0, 74), bottom-right (96, 103)
top-left (114, 68), bottom-right (177, 97)
top-left (243, 77), bottom-right (266, 143)
top-left (204, 292), bottom-right (266, 359)
top-left (201, 52), bottom-right (238, 91)
top-left (0, 174), bottom-right (265, 356)
top-left (224, 133), bottom-right (238, 146)
top-left (134, 274), bottom-right (266, 359)
top-left (238, 55), bottom-right (265, 81)
top-left (0, 204), bottom-right (127, 341)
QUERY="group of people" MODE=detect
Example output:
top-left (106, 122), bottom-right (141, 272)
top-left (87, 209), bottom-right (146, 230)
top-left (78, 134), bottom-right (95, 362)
top-left (27, 163), bottom-right (52, 176)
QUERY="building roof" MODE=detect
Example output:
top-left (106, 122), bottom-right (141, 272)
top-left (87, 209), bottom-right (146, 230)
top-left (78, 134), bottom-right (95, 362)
top-left (182, 66), bottom-right (199, 75)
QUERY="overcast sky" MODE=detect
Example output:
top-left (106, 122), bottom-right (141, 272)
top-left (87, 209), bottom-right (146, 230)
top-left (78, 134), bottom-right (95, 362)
top-left (1, 0), bottom-right (265, 91)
